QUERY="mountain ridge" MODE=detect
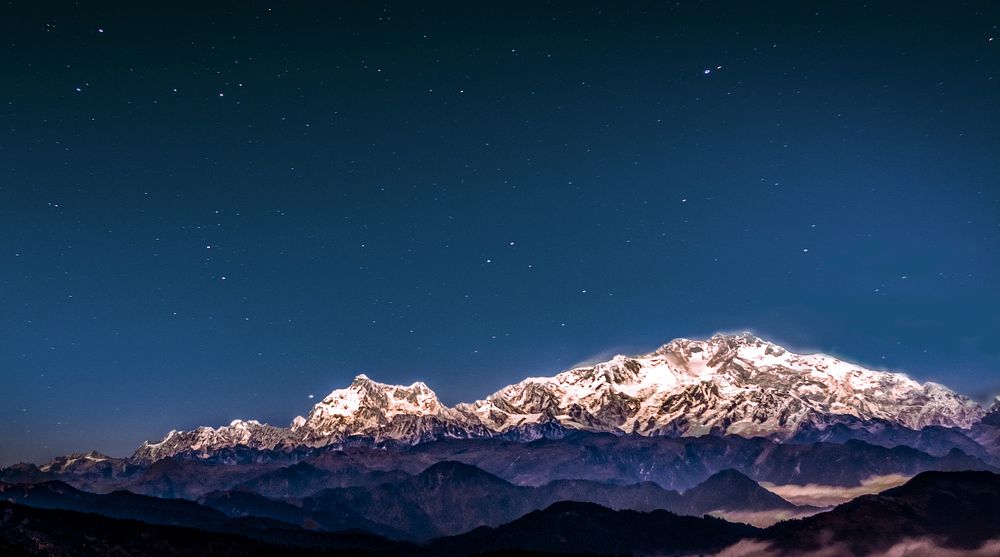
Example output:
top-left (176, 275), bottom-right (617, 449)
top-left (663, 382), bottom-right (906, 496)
top-left (132, 332), bottom-right (990, 463)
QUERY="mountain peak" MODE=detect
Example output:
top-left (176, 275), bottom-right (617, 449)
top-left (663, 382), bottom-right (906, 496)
top-left (710, 331), bottom-right (761, 343)
top-left (37, 451), bottom-right (117, 473)
top-left (475, 332), bottom-right (982, 437)
top-left (647, 331), bottom-right (780, 359)
top-left (415, 461), bottom-right (512, 487)
top-left (682, 468), bottom-right (797, 512)
top-left (291, 375), bottom-right (446, 441)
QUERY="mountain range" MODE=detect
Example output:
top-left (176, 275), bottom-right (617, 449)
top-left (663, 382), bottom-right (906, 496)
top-left (132, 333), bottom-right (991, 463)
top-left (4, 332), bottom-right (1000, 555)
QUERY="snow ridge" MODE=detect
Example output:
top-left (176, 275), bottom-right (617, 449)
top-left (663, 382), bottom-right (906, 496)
top-left (133, 333), bottom-right (989, 461)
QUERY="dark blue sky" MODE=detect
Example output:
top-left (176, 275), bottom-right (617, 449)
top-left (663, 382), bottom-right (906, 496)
top-left (1, 2), bottom-right (998, 465)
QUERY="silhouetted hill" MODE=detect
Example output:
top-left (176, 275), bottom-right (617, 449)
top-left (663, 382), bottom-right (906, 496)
top-left (536, 478), bottom-right (683, 513)
top-left (0, 480), bottom-right (234, 529)
top-left (0, 500), bottom-right (404, 556)
top-left (680, 468), bottom-right (797, 514)
top-left (198, 489), bottom-right (406, 538)
top-left (235, 461), bottom-right (412, 498)
top-left (0, 481), bottom-right (408, 553)
top-left (428, 500), bottom-right (759, 556)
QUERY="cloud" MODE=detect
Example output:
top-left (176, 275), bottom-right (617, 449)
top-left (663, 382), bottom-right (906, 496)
top-left (759, 474), bottom-right (911, 508)
top-left (869, 538), bottom-right (1000, 557)
top-left (705, 537), bottom-right (1000, 557)
top-left (707, 508), bottom-right (824, 528)
top-left (705, 539), bottom-right (852, 557)
top-left (708, 539), bottom-right (779, 557)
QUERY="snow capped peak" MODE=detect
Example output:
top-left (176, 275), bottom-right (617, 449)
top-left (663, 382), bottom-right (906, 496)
top-left (228, 419), bottom-right (261, 428)
top-left (709, 331), bottom-right (765, 345)
top-left (728, 331), bottom-right (771, 342)
top-left (38, 451), bottom-right (118, 473)
top-left (650, 332), bottom-right (784, 360)
top-left (291, 375), bottom-right (446, 441)
top-left (131, 419), bottom-right (291, 464)
top-left (351, 373), bottom-right (373, 385)
top-left (318, 375), bottom-right (441, 416)
top-left (470, 333), bottom-right (985, 436)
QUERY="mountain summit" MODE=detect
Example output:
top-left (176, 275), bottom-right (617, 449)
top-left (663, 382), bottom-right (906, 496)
top-left (289, 374), bottom-right (486, 444)
top-left (460, 332), bottom-right (983, 438)
top-left (132, 333), bottom-right (986, 462)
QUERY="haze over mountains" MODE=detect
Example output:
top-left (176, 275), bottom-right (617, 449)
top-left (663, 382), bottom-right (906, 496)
top-left (3, 470), bottom-right (1000, 556)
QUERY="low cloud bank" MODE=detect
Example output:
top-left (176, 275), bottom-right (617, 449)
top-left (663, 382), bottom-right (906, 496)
top-left (758, 474), bottom-right (911, 507)
top-left (707, 537), bottom-right (1000, 557)
top-left (708, 508), bottom-right (823, 528)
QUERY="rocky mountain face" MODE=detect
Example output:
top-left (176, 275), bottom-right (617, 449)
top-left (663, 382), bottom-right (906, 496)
top-left (130, 333), bottom-right (989, 462)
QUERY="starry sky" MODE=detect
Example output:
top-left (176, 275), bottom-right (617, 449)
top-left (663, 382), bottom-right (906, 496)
top-left (1, 1), bottom-right (998, 465)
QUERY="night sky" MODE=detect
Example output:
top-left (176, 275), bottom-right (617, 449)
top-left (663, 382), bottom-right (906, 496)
top-left (1, 2), bottom-right (998, 465)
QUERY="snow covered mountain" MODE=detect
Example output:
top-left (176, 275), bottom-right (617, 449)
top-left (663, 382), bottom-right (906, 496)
top-left (289, 374), bottom-right (490, 445)
top-left (133, 420), bottom-right (294, 464)
top-left (459, 332), bottom-right (984, 438)
top-left (132, 333), bottom-right (988, 461)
